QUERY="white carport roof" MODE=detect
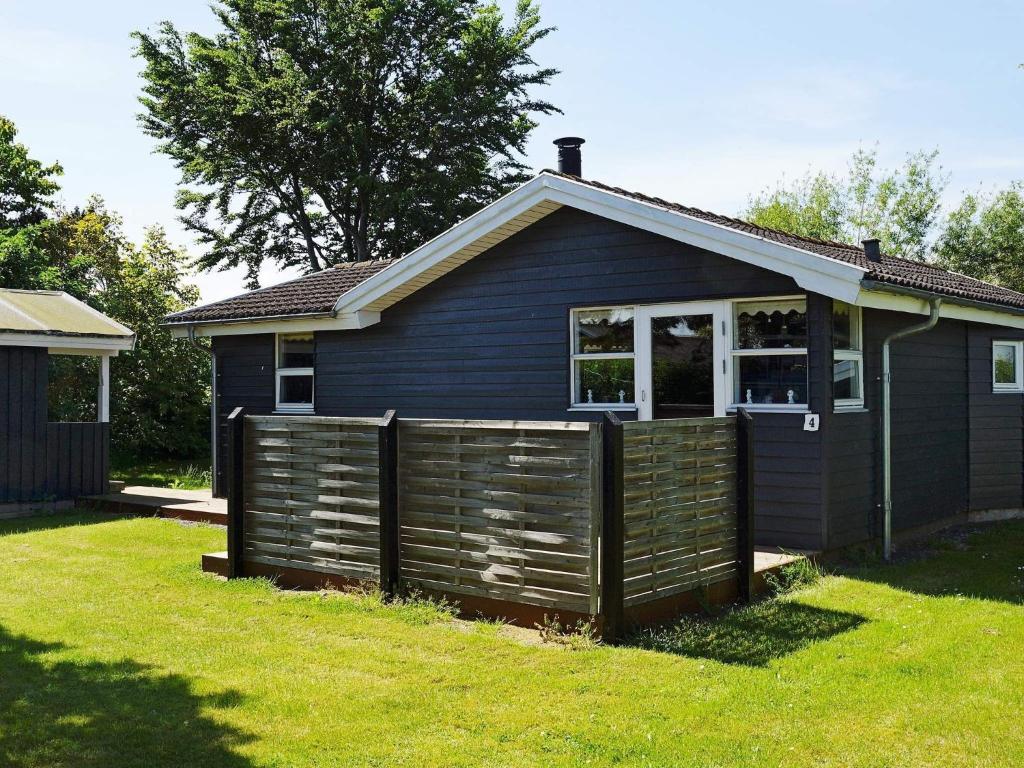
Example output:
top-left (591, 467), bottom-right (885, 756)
top-left (0, 289), bottom-right (135, 355)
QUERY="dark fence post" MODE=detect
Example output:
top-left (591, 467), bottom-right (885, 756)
top-left (378, 410), bottom-right (400, 596)
top-left (736, 408), bottom-right (756, 602)
top-left (601, 412), bottom-right (625, 643)
top-left (226, 406), bottom-right (246, 579)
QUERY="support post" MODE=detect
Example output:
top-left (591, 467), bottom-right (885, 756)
top-left (226, 407), bottom-right (246, 578)
top-left (378, 410), bottom-right (400, 596)
top-left (600, 412), bottom-right (625, 642)
top-left (736, 408), bottom-right (756, 602)
top-left (97, 355), bottom-right (110, 423)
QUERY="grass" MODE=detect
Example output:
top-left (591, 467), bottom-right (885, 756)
top-left (0, 515), bottom-right (1021, 767)
top-left (110, 459), bottom-right (212, 490)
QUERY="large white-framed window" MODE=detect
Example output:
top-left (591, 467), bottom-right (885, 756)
top-left (833, 301), bottom-right (864, 410)
top-left (569, 306), bottom-right (637, 410)
top-left (992, 340), bottom-right (1024, 392)
top-left (730, 298), bottom-right (808, 410)
top-left (276, 332), bottom-right (315, 412)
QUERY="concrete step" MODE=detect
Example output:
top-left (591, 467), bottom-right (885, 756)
top-left (79, 486), bottom-right (226, 526)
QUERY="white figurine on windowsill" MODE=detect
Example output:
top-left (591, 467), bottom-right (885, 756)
top-left (745, 388), bottom-right (753, 404)
top-left (587, 389), bottom-right (594, 404)
top-left (618, 390), bottom-right (626, 404)
top-left (787, 389), bottom-right (795, 404)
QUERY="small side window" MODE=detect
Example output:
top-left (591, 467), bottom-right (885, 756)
top-left (993, 341), bottom-right (1024, 392)
top-left (276, 333), bottom-right (315, 411)
top-left (833, 302), bottom-right (864, 410)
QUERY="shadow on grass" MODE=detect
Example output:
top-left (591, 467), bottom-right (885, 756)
top-left (837, 520), bottom-right (1024, 605)
top-left (0, 626), bottom-right (252, 767)
top-left (0, 511), bottom-right (129, 538)
top-left (627, 600), bottom-right (866, 667)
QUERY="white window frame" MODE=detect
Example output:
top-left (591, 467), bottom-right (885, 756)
top-left (992, 340), bottom-right (1024, 393)
top-left (275, 332), bottom-right (315, 413)
top-left (728, 297), bottom-right (809, 412)
top-left (569, 306), bottom-right (638, 411)
top-left (833, 303), bottom-right (864, 411)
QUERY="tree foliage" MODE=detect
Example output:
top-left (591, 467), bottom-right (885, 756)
top-left (743, 147), bottom-right (948, 262)
top-left (0, 116), bottom-right (210, 460)
top-left (935, 185), bottom-right (1024, 293)
top-left (134, 0), bottom-right (559, 285)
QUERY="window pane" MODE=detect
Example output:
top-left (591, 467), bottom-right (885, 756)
top-left (651, 314), bottom-right (714, 418)
top-left (280, 374), bottom-right (314, 404)
top-left (576, 358), bottom-right (634, 404)
top-left (833, 302), bottom-right (860, 350)
top-left (735, 300), bottom-right (807, 349)
top-left (279, 334), bottom-right (314, 368)
top-left (736, 355), bottom-right (808, 406)
top-left (575, 308), bottom-right (634, 353)
top-left (994, 344), bottom-right (1017, 384)
top-left (833, 359), bottom-right (862, 401)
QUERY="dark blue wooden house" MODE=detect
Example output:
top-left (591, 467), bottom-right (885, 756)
top-left (167, 147), bottom-right (1024, 554)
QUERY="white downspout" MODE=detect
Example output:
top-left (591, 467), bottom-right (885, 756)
top-left (881, 298), bottom-right (942, 560)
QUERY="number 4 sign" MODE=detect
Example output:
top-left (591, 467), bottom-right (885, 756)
top-left (803, 413), bottom-right (820, 432)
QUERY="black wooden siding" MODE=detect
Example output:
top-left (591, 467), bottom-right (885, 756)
top-left (966, 325), bottom-right (1024, 511)
top-left (212, 334), bottom-right (276, 496)
top-left (824, 313), bottom-right (973, 549)
top-left (0, 345), bottom-right (109, 504)
top-left (1, 346), bottom-right (48, 503)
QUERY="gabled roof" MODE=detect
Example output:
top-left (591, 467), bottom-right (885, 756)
top-left (165, 259), bottom-right (396, 325)
top-left (169, 170), bottom-right (1024, 336)
top-left (0, 289), bottom-right (135, 354)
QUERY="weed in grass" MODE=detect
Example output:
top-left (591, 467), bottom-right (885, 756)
top-left (764, 556), bottom-right (824, 596)
top-left (169, 464), bottom-right (213, 490)
top-left (535, 614), bottom-right (599, 650)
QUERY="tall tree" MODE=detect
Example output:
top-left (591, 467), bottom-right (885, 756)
top-left (134, 0), bottom-right (559, 285)
top-left (743, 147), bottom-right (948, 261)
top-left (934, 185), bottom-right (1024, 293)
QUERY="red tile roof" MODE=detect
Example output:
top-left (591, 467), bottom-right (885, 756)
top-left (165, 259), bottom-right (397, 324)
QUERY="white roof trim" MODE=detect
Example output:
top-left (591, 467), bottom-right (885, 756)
top-left (855, 288), bottom-right (1024, 329)
top-left (334, 172), bottom-right (868, 315)
top-left (169, 311), bottom-right (380, 338)
top-left (0, 332), bottom-right (134, 355)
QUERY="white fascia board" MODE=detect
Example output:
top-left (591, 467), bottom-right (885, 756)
top-left (0, 332), bottom-right (134, 354)
top-left (855, 288), bottom-right (1024, 329)
top-left (334, 173), bottom-right (867, 314)
top-left (333, 177), bottom-right (553, 313)
top-left (168, 311), bottom-right (380, 338)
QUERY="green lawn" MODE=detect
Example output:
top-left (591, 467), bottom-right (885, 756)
top-left (110, 459), bottom-right (211, 490)
top-left (0, 515), bottom-right (1021, 767)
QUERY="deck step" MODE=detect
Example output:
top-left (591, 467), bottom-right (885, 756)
top-left (78, 486), bottom-right (227, 526)
top-left (202, 551), bottom-right (229, 577)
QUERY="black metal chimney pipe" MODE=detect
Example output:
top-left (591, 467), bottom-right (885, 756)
top-left (862, 237), bottom-right (882, 263)
top-left (554, 136), bottom-right (585, 177)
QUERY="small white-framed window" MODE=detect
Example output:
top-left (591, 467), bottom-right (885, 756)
top-left (833, 301), bottom-right (864, 410)
top-left (992, 340), bottom-right (1024, 392)
top-left (276, 333), bottom-right (315, 412)
top-left (570, 306), bottom-right (636, 409)
top-left (730, 298), bottom-right (808, 410)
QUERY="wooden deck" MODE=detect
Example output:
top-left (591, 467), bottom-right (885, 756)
top-left (80, 486), bottom-right (226, 525)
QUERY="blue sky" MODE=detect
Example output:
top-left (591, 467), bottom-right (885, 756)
top-left (3, 0), bottom-right (1024, 302)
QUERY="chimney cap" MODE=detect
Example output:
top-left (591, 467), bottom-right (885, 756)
top-left (862, 237), bottom-right (882, 263)
top-left (553, 136), bottom-right (586, 148)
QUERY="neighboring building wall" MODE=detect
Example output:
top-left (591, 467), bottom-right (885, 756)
top-left (0, 346), bottom-right (48, 503)
top-left (212, 334), bottom-right (275, 496)
top-left (966, 325), bottom-right (1024, 512)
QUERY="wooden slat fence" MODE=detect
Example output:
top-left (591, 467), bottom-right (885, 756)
top-left (230, 412), bottom-right (751, 631)
top-left (45, 422), bottom-right (109, 500)
top-left (397, 420), bottom-right (601, 614)
top-left (242, 415), bottom-right (381, 580)
top-left (621, 417), bottom-right (738, 606)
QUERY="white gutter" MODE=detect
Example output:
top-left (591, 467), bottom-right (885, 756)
top-left (880, 298), bottom-right (942, 560)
